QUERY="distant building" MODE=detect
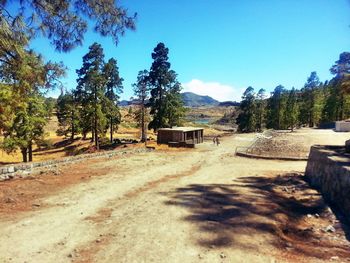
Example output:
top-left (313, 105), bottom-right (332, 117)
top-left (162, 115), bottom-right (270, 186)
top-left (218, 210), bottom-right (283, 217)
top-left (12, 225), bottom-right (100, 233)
top-left (157, 127), bottom-right (204, 147)
top-left (335, 121), bottom-right (350, 132)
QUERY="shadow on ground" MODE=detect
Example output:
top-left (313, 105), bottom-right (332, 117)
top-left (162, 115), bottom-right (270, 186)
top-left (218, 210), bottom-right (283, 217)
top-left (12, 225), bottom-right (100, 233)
top-left (165, 173), bottom-right (350, 260)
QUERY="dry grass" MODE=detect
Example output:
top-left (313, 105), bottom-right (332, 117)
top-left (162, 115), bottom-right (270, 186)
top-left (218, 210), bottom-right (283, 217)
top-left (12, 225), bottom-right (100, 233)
top-left (0, 106), bottom-right (232, 165)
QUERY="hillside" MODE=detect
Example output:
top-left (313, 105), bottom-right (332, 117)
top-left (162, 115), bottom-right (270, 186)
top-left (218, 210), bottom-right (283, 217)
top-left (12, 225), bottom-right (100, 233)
top-left (181, 92), bottom-right (219, 107)
top-left (119, 92), bottom-right (240, 108)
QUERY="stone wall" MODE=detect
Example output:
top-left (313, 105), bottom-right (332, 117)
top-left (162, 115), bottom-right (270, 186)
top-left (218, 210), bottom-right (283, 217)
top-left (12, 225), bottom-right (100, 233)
top-left (0, 147), bottom-right (152, 181)
top-left (305, 145), bottom-right (350, 217)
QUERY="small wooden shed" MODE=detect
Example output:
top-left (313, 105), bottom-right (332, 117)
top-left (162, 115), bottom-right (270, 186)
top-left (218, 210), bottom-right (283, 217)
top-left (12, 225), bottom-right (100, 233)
top-left (336, 121), bottom-right (350, 132)
top-left (157, 127), bottom-right (204, 147)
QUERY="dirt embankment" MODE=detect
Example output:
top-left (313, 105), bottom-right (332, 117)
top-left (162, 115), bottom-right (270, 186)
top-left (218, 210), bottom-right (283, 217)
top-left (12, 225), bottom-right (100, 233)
top-left (0, 130), bottom-right (349, 263)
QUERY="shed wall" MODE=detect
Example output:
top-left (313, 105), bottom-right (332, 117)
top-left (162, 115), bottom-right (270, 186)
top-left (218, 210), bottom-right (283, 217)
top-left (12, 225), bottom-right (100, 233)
top-left (336, 121), bottom-right (350, 132)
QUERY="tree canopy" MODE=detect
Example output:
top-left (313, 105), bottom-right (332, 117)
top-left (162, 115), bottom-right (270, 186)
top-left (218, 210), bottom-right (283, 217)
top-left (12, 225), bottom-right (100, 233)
top-left (0, 0), bottom-right (137, 55)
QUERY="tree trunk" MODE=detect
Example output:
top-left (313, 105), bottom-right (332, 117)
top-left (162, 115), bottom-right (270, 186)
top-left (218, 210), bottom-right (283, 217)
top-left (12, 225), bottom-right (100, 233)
top-left (340, 94), bottom-right (345, 120)
top-left (141, 104), bottom-right (146, 142)
top-left (28, 141), bottom-right (33, 162)
top-left (91, 118), bottom-right (95, 143)
top-left (110, 117), bottom-right (113, 143)
top-left (94, 114), bottom-right (99, 150)
top-left (71, 111), bottom-right (75, 141)
top-left (21, 148), bottom-right (28, 163)
top-left (94, 90), bottom-right (99, 150)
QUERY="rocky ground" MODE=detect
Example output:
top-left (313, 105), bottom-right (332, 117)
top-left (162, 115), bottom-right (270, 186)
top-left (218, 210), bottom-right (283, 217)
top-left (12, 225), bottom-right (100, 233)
top-left (0, 130), bottom-right (350, 263)
top-left (248, 129), bottom-right (350, 159)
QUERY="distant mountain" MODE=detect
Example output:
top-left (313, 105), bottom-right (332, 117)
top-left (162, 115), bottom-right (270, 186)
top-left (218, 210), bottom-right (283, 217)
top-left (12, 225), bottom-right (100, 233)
top-left (118, 100), bottom-right (131, 106)
top-left (181, 92), bottom-right (219, 107)
top-left (218, 101), bottom-right (240, 107)
top-left (118, 92), bottom-right (239, 107)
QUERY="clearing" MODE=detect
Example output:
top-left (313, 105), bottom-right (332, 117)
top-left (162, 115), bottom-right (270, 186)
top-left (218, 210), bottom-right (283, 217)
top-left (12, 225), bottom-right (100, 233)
top-left (0, 129), bottom-right (350, 263)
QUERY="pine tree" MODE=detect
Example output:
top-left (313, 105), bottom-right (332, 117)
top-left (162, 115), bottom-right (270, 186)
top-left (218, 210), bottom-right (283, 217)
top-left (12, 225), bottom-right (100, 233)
top-left (56, 92), bottom-right (81, 140)
top-left (44, 97), bottom-right (56, 120)
top-left (284, 88), bottom-right (299, 131)
top-left (236, 87), bottom-right (256, 132)
top-left (299, 72), bottom-right (321, 127)
top-left (266, 85), bottom-right (286, 130)
top-left (103, 58), bottom-right (123, 143)
top-left (255, 88), bottom-right (266, 132)
top-left (0, 48), bottom-right (64, 162)
top-left (329, 52), bottom-right (350, 120)
top-left (0, 0), bottom-right (136, 56)
top-left (148, 43), bottom-right (185, 131)
top-left (76, 42), bottom-right (107, 150)
top-left (133, 70), bottom-right (150, 142)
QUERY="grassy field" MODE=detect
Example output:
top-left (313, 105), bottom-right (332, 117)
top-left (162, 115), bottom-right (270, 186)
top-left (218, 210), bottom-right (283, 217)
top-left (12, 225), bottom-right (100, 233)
top-left (0, 106), bottom-right (233, 165)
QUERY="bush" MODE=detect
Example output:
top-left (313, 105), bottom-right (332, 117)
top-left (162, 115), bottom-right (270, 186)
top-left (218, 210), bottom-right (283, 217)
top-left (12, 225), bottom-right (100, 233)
top-left (36, 139), bottom-right (54, 150)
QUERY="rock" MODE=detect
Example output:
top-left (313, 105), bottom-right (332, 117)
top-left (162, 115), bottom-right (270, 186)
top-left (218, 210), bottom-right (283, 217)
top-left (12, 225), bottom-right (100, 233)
top-left (283, 186), bottom-right (289, 193)
top-left (330, 256), bottom-right (339, 261)
top-left (198, 253), bottom-right (204, 259)
top-left (285, 242), bottom-right (293, 248)
top-left (302, 227), bottom-right (314, 233)
top-left (315, 213), bottom-right (320, 218)
top-left (325, 225), bottom-right (336, 233)
top-left (32, 203), bottom-right (41, 207)
top-left (219, 252), bottom-right (226, 259)
top-left (96, 239), bottom-right (101, 243)
top-left (5, 197), bottom-right (16, 203)
top-left (345, 139), bottom-right (350, 153)
top-left (307, 214), bottom-right (312, 218)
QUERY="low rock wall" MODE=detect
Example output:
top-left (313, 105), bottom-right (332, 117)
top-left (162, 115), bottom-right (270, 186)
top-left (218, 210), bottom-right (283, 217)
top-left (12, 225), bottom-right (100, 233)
top-left (305, 145), bottom-right (350, 217)
top-left (0, 147), bottom-right (152, 181)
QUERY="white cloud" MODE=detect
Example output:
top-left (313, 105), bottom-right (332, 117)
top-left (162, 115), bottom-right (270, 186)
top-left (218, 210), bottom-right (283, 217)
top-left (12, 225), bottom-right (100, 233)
top-left (182, 79), bottom-right (243, 102)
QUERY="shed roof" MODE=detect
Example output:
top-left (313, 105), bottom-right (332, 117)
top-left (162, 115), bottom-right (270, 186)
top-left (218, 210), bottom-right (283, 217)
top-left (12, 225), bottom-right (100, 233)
top-left (158, 127), bottom-right (204, 132)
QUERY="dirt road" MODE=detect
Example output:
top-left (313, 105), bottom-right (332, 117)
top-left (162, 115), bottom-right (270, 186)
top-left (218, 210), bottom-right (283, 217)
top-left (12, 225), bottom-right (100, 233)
top-left (1, 132), bottom-right (350, 263)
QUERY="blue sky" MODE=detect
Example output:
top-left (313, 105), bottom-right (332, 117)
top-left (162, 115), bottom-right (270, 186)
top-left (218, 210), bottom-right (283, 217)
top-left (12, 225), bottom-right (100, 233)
top-left (30, 0), bottom-right (350, 101)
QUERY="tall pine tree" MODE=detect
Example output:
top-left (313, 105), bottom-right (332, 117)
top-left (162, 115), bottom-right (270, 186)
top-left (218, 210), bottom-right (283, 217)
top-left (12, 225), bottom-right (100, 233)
top-left (148, 43), bottom-right (184, 131)
top-left (133, 70), bottom-right (150, 142)
top-left (236, 87), bottom-right (256, 132)
top-left (76, 42), bottom-right (107, 150)
top-left (103, 58), bottom-right (123, 143)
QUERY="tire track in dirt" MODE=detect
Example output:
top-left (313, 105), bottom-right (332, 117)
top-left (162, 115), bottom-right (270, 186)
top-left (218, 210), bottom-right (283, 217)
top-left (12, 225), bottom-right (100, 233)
top-left (78, 163), bottom-right (203, 262)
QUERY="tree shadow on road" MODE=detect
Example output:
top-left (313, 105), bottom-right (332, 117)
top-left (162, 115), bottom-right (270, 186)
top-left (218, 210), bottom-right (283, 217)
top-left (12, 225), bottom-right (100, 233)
top-left (164, 173), bottom-right (350, 260)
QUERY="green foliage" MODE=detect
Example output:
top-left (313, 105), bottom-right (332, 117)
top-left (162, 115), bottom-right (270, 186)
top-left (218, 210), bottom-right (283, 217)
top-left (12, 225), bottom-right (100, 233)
top-left (255, 88), bottom-right (266, 132)
top-left (133, 70), bottom-right (150, 142)
top-left (74, 42), bottom-right (123, 147)
top-left (284, 88), bottom-right (299, 130)
top-left (235, 54), bottom-right (350, 133)
top-left (44, 97), bottom-right (56, 119)
top-left (147, 43), bottom-right (185, 131)
top-left (236, 87), bottom-right (256, 132)
top-left (56, 92), bottom-right (81, 139)
top-left (103, 58), bottom-right (123, 142)
top-left (0, 46), bottom-right (65, 162)
top-left (0, 84), bottom-right (16, 134)
top-left (76, 42), bottom-right (107, 148)
top-left (0, 0), bottom-right (136, 54)
top-left (266, 85), bottom-right (287, 130)
top-left (299, 72), bottom-right (322, 127)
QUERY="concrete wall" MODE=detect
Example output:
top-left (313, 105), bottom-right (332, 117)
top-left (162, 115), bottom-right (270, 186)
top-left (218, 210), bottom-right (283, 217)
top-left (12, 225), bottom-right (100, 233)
top-left (305, 145), bottom-right (350, 217)
top-left (0, 147), bottom-right (152, 181)
top-left (335, 121), bottom-right (350, 132)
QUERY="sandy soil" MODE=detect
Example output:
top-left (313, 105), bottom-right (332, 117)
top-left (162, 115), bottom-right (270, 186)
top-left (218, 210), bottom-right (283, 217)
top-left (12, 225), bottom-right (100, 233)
top-left (0, 130), bottom-right (350, 263)
top-left (247, 128), bottom-right (350, 159)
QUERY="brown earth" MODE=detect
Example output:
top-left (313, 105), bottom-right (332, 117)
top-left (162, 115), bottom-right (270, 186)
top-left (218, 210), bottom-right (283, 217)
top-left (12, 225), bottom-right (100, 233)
top-left (248, 128), bottom-right (350, 158)
top-left (0, 107), bottom-right (226, 165)
top-left (0, 130), bottom-right (350, 263)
